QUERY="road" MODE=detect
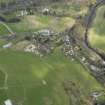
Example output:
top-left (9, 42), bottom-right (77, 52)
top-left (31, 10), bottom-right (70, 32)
top-left (0, 21), bottom-right (14, 34)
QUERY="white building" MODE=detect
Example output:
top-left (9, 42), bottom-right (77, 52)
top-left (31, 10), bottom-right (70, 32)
top-left (81, 57), bottom-right (86, 62)
top-left (90, 65), bottom-right (100, 72)
top-left (25, 44), bottom-right (36, 53)
top-left (42, 8), bottom-right (49, 14)
top-left (3, 43), bottom-right (12, 49)
top-left (42, 80), bottom-right (47, 85)
top-left (4, 99), bottom-right (12, 105)
top-left (38, 29), bottom-right (51, 36)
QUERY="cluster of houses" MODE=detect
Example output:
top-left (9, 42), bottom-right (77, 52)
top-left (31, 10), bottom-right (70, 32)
top-left (62, 35), bottom-right (88, 64)
top-left (17, 10), bottom-right (28, 17)
top-left (62, 35), bottom-right (75, 61)
top-left (25, 44), bottom-right (37, 53)
top-left (24, 29), bottom-right (56, 56)
top-left (0, 28), bottom-right (56, 57)
top-left (24, 43), bottom-right (43, 56)
top-left (91, 91), bottom-right (105, 105)
top-left (62, 34), bottom-right (104, 75)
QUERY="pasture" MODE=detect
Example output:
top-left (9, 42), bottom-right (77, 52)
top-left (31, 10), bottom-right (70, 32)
top-left (0, 49), bottom-right (103, 105)
top-left (0, 15), bottom-right (75, 35)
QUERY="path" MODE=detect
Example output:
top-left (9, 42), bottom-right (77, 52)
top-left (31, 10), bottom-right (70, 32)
top-left (0, 21), bottom-right (14, 34)
top-left (0, 66), bottom-right (8, 90)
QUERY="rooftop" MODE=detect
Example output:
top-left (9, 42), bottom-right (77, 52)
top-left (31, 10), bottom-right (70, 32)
top-left (4, 99), bottom-right (12, 105)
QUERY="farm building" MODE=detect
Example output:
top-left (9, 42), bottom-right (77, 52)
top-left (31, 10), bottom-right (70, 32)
top-left (4, 99), bottom-right (12, 105)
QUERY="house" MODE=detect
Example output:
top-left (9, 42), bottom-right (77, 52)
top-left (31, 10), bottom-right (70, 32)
top-left (24, 44), bottom-right (36, 53)
top-left (81, 57), bottom-right (86, 62)
top-left (42, 80), bottom-right (47, 85)
top-left (90, 65), bottom-right (96, 71)
top-left (38, 29), bottom-right (51, 37)
top-left (63, 35), bottom-right (70, 42)
top-left (4, 99), bottom-right (12, 105)
top-left (17, 10), bottom-right (28, 17)
top-left (91, 91), bottom-right (102, 100)
top-left (42, 8), bottom-right (49, 15)
top-left (90, 65), bottom-right (100, 72)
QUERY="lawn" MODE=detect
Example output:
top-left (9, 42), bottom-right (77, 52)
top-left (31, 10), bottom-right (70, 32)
top-left (0, 49), bottom-right (104, 105)
top-left (89, 5), bottom-right (105, 51)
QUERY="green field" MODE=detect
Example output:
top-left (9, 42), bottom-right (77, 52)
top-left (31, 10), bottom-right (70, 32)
top-left (0, 49), bottom-right (103, 105)
top-left (89, 5), bottom-right (105, 51)
top-left (0, 0), bottom-right (12, 3)
top-left (0, 15), bottom-right (75, 35)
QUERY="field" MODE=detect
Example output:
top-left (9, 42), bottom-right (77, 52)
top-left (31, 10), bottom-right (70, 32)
top-left (0, 15), bottom-right (75, 35)
top-left (0, 49), bottom-right (104, 105)
top-left (89, 5), bottom-right (105, 51)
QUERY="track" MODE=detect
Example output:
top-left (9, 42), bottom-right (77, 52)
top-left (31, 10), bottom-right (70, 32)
top-left (0, 21), bottom-right (14, 34)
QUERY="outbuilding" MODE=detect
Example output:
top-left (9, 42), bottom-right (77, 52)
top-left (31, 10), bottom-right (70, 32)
top-left (3, 43), bottom-right (12, 49)
top-left (42, 8), bottom-right (49, 15)
top-left (4, 99), bottom-right (12, 105)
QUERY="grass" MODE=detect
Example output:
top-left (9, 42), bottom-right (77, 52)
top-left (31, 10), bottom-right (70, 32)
top-left (0, 24), bottom-right (9, 35)
top-left (0, 70), bottom-right (5, 87)
top-left (0, 15), bottom-right (75, 35)
top-left (89, 28), bottom-right (105, 51)
top-left (0, 0), bottom-right (14, 3)
top-left (0, 49), bottom-right (104, 105)
top-left (93, 6), bottom-right (105, 36)
top-left (89, 5), bottom-right (105, 51)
